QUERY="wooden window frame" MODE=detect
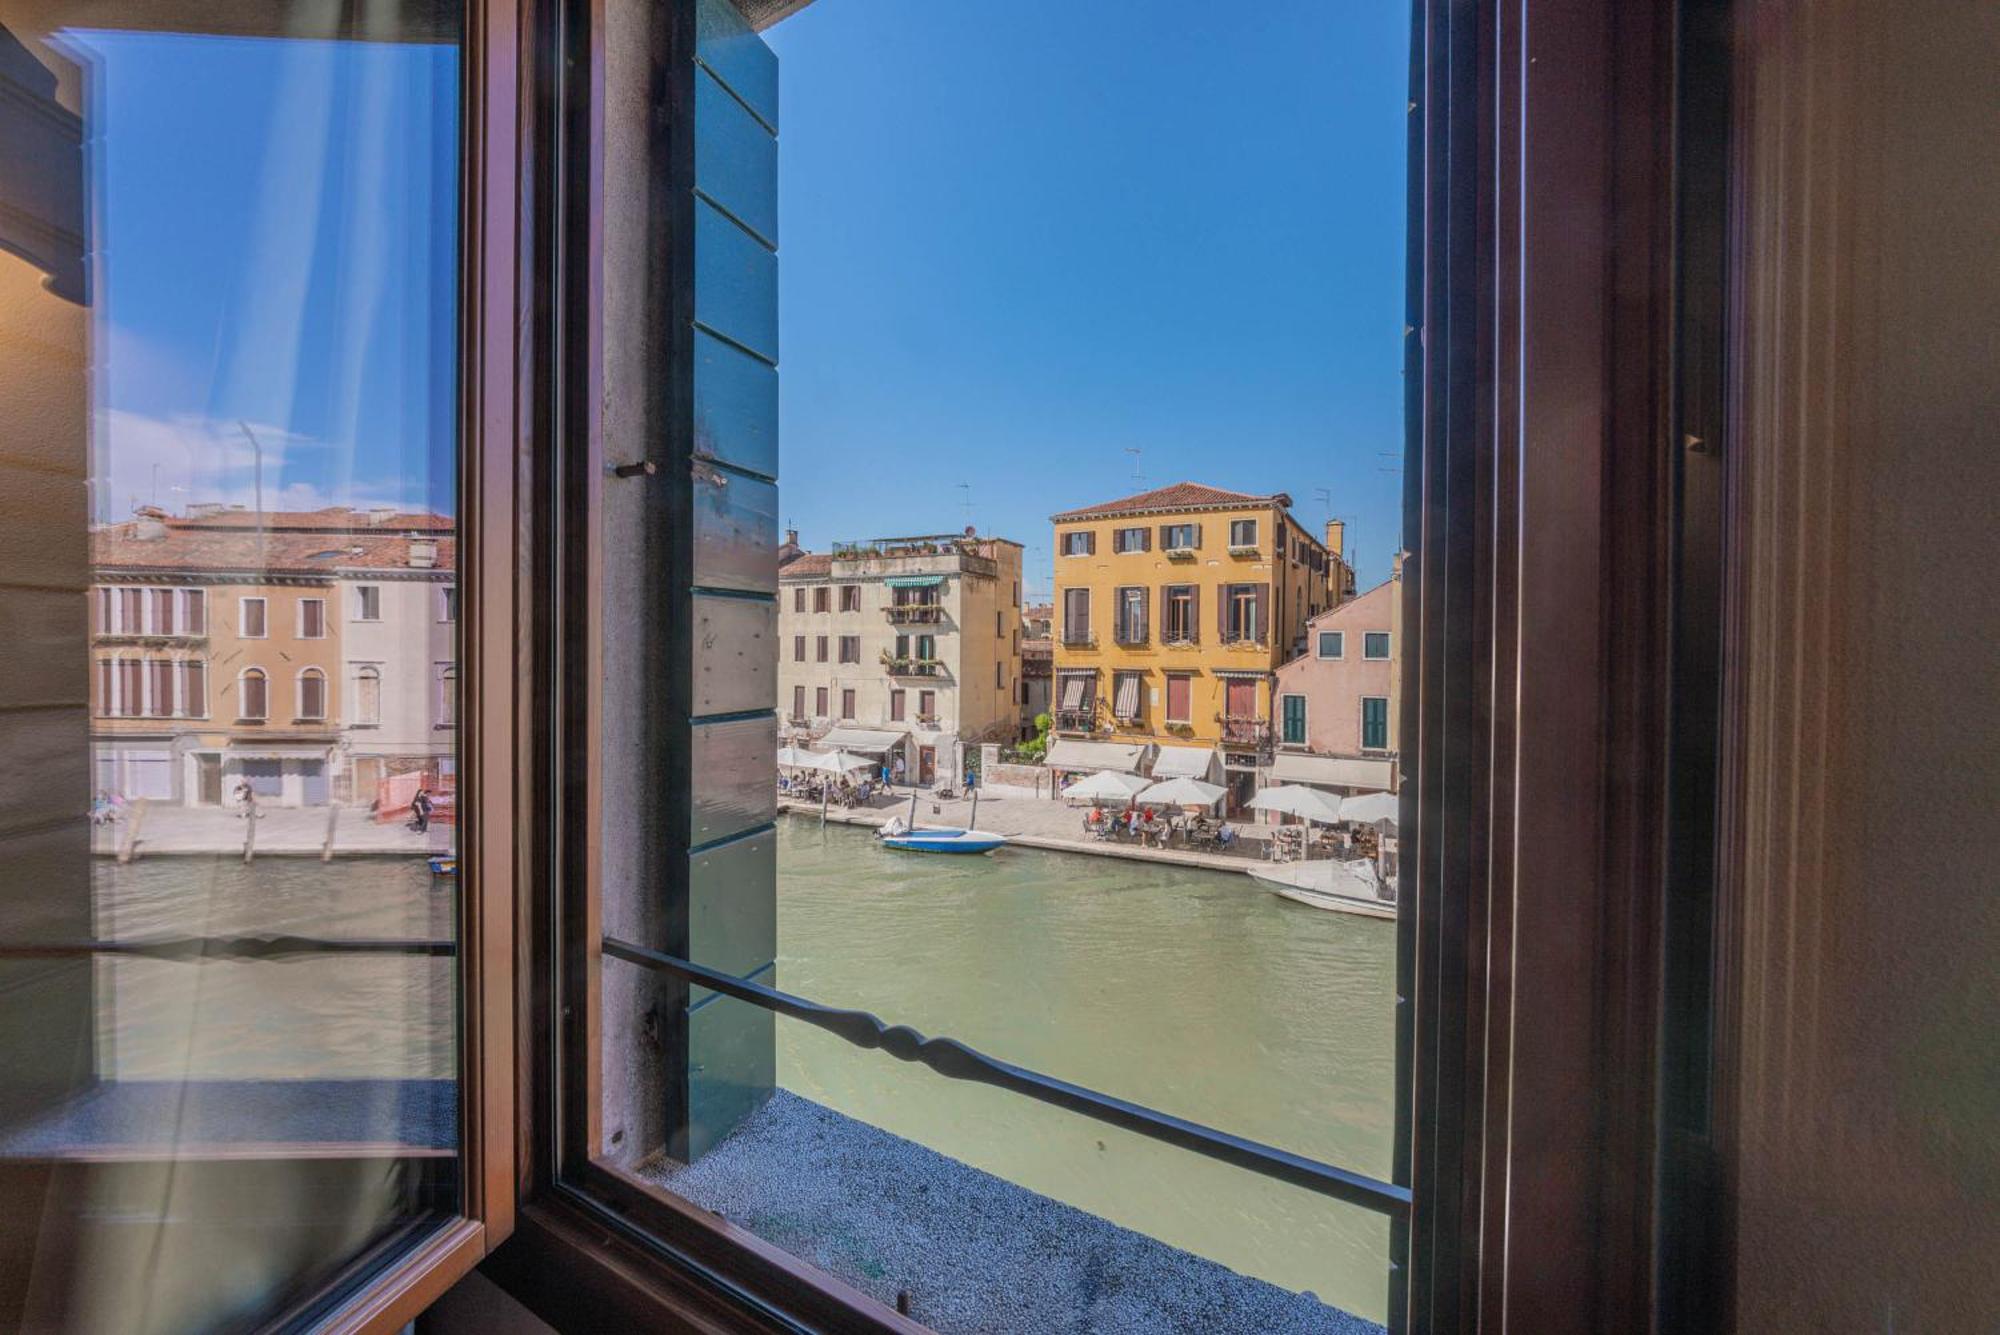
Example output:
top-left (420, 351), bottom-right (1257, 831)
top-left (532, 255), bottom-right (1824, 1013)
top-left (471, 0), bottom-right (1704, 1331)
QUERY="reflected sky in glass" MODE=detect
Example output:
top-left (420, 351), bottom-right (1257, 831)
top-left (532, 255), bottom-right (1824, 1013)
top-left (69, 30), bottom-right (458, 520)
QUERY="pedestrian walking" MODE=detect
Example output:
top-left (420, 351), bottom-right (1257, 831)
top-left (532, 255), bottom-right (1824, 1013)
top-left (409, 787), bottom-right (434, 834)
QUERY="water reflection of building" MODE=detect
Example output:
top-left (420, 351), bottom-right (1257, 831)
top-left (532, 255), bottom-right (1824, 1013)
top-left (1047, 483), bottom-right (1354, 808)
top-left (777, 528), bottom-right (1023, 786)
top-left (88, 505), bottom-right (454, 807)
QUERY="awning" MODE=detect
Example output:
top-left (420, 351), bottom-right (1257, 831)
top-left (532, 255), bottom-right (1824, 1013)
top-left (1044, 739), bottom-right (1147, 774)
top-left (885, 575), bottom-right (943, 589)
top-left (1150, 745), bottom-right (1218, 780)
top-left (224, 744), bottom-right (335, 759)
top-left (1112, 673), bottom-right (1140, 719)
top-left (818, 727), bottom-right (906, 754)
top-left (1057, 671), bottom-right (1093, 711)
top-left (1269, 752), bottom-right (1395, 791)
top-left (1213, 668), bottom-right (1271, 680)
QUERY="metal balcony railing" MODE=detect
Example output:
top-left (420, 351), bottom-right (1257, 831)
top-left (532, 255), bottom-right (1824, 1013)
top-left (601, 936), bottom-right (1408, 1220)
top-left (885, 604), bottom-right (944, 624)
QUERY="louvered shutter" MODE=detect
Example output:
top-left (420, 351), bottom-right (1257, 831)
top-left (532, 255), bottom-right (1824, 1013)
top-left (1255, 585), bottom-right (1269, 643)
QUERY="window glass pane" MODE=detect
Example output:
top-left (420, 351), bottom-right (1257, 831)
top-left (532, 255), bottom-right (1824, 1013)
top-left (592, 0), bottom-right (1405, 1329)
top-left (0, 0), bottom-right (463, 1326)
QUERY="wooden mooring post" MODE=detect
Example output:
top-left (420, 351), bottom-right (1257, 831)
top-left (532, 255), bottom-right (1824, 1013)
top-left (116, 797), bottom-right (148, 864)
top-left (321, 800), bottom-right (340, 861)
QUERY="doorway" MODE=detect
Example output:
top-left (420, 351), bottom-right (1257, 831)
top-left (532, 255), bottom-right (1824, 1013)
top-left (917, 746), bottom-right (936, 786)
top-left (195, 753), bottom-right (222, 806)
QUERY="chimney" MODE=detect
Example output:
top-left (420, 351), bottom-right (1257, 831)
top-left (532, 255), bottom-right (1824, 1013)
top-left (784, 528), bottom-right (799, 547)
top-left (1324, 519), bottom-right (1345, 557)
top-left (369, 506), bottom-right (398, 526)
top-left (132, 517), bottom-right (167, 540)
top-left (407, 539), bottom-right (439, 569)
top-left (187, 502), bottom-right (226, 518)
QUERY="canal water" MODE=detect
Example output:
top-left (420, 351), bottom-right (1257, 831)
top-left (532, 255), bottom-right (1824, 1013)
top-left (89, 821), bottom-right (1397, 1323)
top-left (775, 817), bottom-right (1397, 1323)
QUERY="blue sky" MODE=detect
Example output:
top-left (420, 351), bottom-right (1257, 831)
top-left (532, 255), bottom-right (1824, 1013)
top-left (78, 4), bottom-right (1406, 592)
top-left (80, 32), bottom-right (458, 522)
top-left (766, 0), bottom-right (1408, 594)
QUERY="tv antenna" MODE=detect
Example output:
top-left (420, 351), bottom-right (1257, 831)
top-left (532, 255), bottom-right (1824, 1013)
top-left (1124, 447), bottom-right (1146, 488)
top-left (956, 482), bottom-right (974, 530)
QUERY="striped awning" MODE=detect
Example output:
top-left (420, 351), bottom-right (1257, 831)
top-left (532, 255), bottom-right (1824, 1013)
top-left (1057, 671), bottom-right (1094, 710)
top-left (1112, 673), bottom-right (1140, 719)
top-left (885, 575), bottom-right (943, 589)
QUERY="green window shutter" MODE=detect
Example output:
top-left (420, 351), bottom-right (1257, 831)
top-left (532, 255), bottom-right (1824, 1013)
top-left (1362, 697), bottom-right (1388, 749)
top-left (1282, 694), bottom-right (1306, 744)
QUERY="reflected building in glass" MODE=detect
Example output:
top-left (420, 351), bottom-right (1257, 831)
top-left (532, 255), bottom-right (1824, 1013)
top-left (89, 505), bottom-right (457, 812)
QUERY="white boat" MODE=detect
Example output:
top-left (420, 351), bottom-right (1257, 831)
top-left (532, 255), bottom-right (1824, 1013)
top-left (876, 817), bottom-right (1008, 855)
top-left (1248, 858), bottom-right (1396, 920)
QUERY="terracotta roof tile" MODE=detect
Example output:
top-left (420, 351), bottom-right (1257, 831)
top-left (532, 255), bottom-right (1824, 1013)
top-left (92, 512), bottom-right (456, 575)
top-left (1050, 481), bottom-right (1291, 523)
top-left (779, 552), bottom-right (832, 578)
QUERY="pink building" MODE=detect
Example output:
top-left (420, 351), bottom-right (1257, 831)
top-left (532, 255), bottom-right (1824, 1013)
top-left (1267, 577), bottom-right (1400, 794)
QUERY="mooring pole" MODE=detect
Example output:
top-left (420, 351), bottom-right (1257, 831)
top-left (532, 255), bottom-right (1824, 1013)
top-left (117, 798), bottom-right (148, 864)
top-left (969, 789), bottom-right (980, 830)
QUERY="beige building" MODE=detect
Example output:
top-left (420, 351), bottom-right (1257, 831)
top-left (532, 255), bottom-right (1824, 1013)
top-left (778, 530), bottom-right (1024, 786)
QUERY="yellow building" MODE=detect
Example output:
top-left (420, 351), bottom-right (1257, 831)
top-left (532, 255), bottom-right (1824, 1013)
top-left (1047, 482), bottom-right (1352, 808)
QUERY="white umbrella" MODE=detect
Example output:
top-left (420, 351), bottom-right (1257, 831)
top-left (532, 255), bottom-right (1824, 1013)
top-left (1246, 784), bottom-right (1345, 824)
top-left (777, 746), bottom-right (826, 770)
top-left (811, 749), bottom-right (875, 776)
top-left (1064, 770), bottom-right (1150, 804)
top-left (1136, 776), bottom-right (1227, 808)
top-left (1339, 791), bottom-right (1399, 826)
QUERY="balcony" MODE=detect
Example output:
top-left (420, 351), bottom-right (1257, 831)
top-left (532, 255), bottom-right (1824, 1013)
top-left (94, 629), bottom-right (210, 648)
top-left (1217, 714), bottom-right (1272, 753)
top-left (1112, 629), bottom-right (1148, 648)
top-left (1059, 632), bottom-right (1097, 649)
top-left (884, 604), bottom-right (944, 624)
top-left (1163, 547), bottom-right (1197, 562)
top-left (1052, 704), bottom-right (1098, 733)
top-left (1227, 544), bottom-right (1260, 558)
top-left (881, 652), bottom-right (944, 678)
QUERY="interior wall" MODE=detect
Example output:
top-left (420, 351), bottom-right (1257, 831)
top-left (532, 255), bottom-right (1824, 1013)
top-left (1724, 1), bottom-right (2000, 1328)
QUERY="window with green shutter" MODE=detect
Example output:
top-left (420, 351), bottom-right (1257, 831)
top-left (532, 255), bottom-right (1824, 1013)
top-left (1361, 696), bottom-right (1389, 749)
top-left (1282, 693), bottom-right (1307, 745)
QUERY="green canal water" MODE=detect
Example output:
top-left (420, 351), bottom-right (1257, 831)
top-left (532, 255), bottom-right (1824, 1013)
top-left (87, 822), bottom-right (1398, 1323)
top-left (774, 817), bottom-right (1397, 1323)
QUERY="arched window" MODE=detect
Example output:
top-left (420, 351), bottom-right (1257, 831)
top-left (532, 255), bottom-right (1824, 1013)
top-left (353, 666), bottom-right (381, 725)
top-left (238, 668), bottom-right (268, 721)
top-left (297, 668), bottom-right (327, 721)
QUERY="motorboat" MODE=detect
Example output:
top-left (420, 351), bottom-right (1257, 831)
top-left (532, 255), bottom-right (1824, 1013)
top-left (876, 816), bottom-right (1008, 855)
top-left (428, 854), bottom-right (458, 877)
top-left (1248, 858), bottom-right (1395, 920)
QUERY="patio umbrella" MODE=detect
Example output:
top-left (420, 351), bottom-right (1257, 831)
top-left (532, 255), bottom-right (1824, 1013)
top-left (811, 750), bottom-right (875, 776)
top-left (1338, 791), bottom-right (1399, 826)
top-left (1246, 784), bottom-right (1345, 824)
top-left (777, 746), bottom-right (826, 770)
top-left (1135, 776), bottom-right (1227, 808)
top-left (1064, 770), bottom-right (1151, 804)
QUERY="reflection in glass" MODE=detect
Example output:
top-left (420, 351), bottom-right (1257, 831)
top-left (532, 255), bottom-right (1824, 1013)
top-left (0, 2), bottom-right (461, 1329)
